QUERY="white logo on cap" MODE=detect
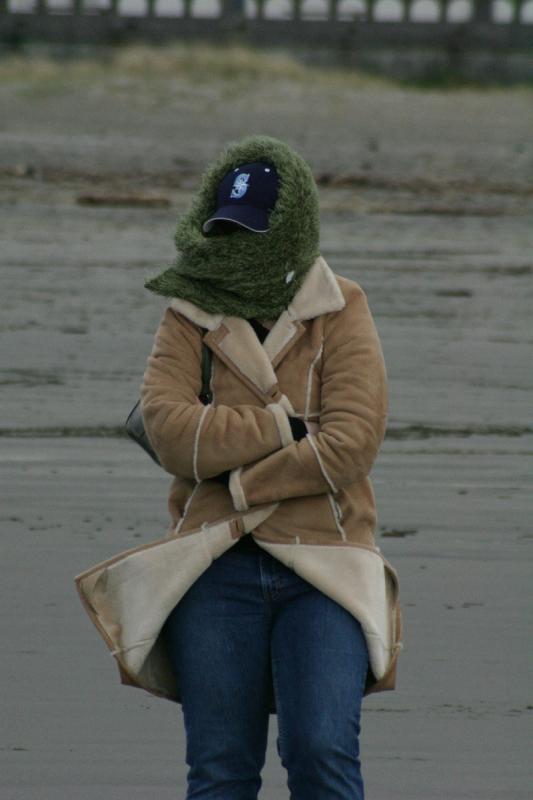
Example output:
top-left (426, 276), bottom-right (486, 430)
top-left (230, 173), bottom-right (250, 199)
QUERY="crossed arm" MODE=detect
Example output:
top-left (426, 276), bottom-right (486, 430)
top-left (141, 288), bottom-right (387, 507)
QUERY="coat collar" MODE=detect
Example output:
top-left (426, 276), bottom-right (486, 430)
top-left (169, 255), bottom-right (345, 402)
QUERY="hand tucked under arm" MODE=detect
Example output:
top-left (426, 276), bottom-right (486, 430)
top-left (288, 416), bottom-right (308, 441)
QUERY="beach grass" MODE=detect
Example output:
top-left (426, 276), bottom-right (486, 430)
top-left (1, 41), bottom-right (531, 95)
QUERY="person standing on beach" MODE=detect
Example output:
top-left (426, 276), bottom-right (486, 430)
top-left (76, 133), bottom-right (402, 800)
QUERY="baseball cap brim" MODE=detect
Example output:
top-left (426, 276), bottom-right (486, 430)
top-left (202, 205), bottom-right (270, 234)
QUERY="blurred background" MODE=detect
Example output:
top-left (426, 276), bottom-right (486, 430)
top-left (1, 9), bottom-right (532, 800)
top-left (2, 0), bottom-right (533, 83)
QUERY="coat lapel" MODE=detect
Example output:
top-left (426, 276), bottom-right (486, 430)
top-left (204, 316), bottom-right (282, 401)
top-left (262, 311), bottom-right (306, 369)
top-left (169, 255), bottom-right (346, 395)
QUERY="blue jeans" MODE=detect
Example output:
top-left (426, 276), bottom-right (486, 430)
top-left (162, 540), bottom-right (369, 799)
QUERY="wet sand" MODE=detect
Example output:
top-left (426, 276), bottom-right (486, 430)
top-left (1, 55), bottom-right (532, 798)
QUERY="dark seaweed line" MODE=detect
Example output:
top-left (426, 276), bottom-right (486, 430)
top-left (2, 166), bottom-right (533, 198)
top-left (0, 426), bottom-right (128, 438)
top-left (0, 424), bottom-right (531, 439)
top-left (387, 424), bottom-right (533, 439)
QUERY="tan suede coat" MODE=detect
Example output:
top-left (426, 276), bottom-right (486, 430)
top-left (75, 255), bottom-right (403, 708)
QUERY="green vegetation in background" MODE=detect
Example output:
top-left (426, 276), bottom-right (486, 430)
top-left (0, 42), bottom-right (531, 93)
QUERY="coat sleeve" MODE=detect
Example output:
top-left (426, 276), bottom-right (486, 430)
top-left (140, 307), bottom-right (294, 480)
top-left (227, 286), bottom-right (388, 510)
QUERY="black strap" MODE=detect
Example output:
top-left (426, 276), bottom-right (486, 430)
top-left (199, 341), bottom-right (213, 405)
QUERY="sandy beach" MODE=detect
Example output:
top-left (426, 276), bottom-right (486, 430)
top-left (1, 45), bottom-right (532, 799)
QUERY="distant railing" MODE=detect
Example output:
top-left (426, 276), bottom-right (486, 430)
top-left (1, 0), bottom-right (532, 23)
top-left (1, 0), bottom-right (532, 82)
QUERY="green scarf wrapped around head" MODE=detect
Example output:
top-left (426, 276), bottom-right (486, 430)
top-left (144, 134), bottom-right (320, 320)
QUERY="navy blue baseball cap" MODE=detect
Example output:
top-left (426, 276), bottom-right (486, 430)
top-left (202, 161), bottom-right (279, 233)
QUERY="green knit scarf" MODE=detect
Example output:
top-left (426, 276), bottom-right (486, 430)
top-left (144, 134), bottom-right (320, 319)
